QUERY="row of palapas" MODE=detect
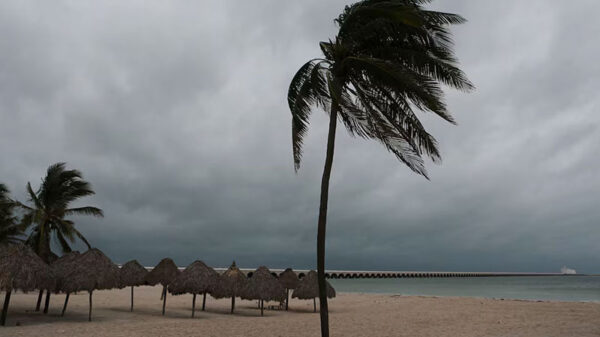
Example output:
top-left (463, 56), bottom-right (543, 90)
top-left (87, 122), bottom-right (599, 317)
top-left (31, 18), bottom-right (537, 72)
top-left (0, 243), bottom-right (335, 326)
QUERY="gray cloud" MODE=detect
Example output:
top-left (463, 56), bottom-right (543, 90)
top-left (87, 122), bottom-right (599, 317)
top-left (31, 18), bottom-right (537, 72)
top-left (1, 0), bottom-right (599, 273)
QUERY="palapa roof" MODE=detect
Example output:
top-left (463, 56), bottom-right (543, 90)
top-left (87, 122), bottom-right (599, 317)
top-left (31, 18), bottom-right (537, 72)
top-left (144, 258), bottom-right (180, 286)
top-left (120, 260), bottom-right (148, 287)
top-left (51, 251), bottom-right (81, 292)
top-left (58, 248), bottom-right (121, 293)
top-left (211, 261), bottom-right (247, 299)
top-left (292, 270), bottom-right (336, 299)
top-left (0, 243), bottom-right (55, 292)
top-left (241, 266), bottom-right (285, 302)
top-left (168, 260), bottom-right (219, 295)
top-left (47, 252), bottom-right (59, 264)
top-left (279, 268), bottom-right (300, 289)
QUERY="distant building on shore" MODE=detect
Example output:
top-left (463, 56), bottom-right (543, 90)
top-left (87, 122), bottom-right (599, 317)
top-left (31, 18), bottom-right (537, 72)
top-left (560, 266), bottom-right (576, 274)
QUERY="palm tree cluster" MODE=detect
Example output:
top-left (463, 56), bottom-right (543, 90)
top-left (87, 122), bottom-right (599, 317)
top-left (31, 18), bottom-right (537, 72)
top-left (1, 162), bottom-right (103, 313)
top-left (288, 1), bottom-right (471, 336)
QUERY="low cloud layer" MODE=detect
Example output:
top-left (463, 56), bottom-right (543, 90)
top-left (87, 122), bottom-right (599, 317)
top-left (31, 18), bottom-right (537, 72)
top-left (1, 0), bottom-right (599, 273)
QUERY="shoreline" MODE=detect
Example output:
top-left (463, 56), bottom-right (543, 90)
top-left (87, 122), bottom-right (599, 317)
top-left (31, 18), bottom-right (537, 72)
top-left (337, 291), bottom-right (600, 304)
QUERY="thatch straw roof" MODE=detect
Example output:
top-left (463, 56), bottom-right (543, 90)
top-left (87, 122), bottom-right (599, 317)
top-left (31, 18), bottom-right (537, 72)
top-left (144, 258), bottom-right (180, 286)
top-left (58, 248), bottom-right (121, 293)
top-left (211, 261), bottom-right (247, 299)
top-left (279, 268), bottom-right (300, 289)
top-left (0, 243), bottom-right (55, 292)
top-left (47, 251), bottom-right (59, 264)
top-left (241, 266), bottom-right (285, 302)
top-left (51, 251), bottom-right (81, 292)
top-left (120, 260), bottom-right (148, 287)
top-left (168, 260), bottom-right (219, 295)
top-left (292, 270), bottom-right (336, 299)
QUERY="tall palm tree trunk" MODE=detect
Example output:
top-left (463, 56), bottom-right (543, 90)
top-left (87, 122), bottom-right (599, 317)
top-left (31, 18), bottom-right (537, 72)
top-left (35, 290), bottom-right (43, 311)
top-left (61, 293), bottom-right (70, 316)
top-left (317, 107), bottom-right (338, 337)
top-left (1, 290), bottom-right (11, 326)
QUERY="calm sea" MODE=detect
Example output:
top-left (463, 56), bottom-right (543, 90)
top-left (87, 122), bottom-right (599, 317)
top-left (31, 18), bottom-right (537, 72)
top-left (329, 276), bottom-right (600, 302)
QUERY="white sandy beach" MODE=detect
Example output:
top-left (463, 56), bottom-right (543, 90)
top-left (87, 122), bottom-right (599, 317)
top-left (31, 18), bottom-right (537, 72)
top-left (1, 286), bottom-right (599, 337)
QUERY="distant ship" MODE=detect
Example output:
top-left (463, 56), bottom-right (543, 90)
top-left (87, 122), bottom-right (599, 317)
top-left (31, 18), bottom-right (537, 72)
top-left (560, 266), bottom-right (576, 274)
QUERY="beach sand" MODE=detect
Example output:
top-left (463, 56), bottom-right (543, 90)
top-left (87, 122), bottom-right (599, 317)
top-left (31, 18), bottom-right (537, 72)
top-left (1, 286), bottom-right (599, 337)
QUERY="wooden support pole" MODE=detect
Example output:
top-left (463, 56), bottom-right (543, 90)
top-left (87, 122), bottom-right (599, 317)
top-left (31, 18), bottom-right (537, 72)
top-left (61, 293), bottom-right (70, 316)
top-left (162, 286), bottom-right (167, 316)
top-left (191, 294), bottom-right (196, 318)
top-left (1, 290), bottom-right (11, 326)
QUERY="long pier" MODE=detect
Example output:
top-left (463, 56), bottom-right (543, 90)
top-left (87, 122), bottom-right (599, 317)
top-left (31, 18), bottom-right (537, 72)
top-left (212, 268), bottom-right (565, 279)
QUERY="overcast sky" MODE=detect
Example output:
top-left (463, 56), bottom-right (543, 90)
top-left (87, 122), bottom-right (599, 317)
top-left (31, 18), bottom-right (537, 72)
top-left (1, 0), bottom-right (599, 273)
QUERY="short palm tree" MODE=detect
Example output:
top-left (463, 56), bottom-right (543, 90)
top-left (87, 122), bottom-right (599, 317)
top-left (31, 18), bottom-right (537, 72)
top-left (0, 183), bottom-right (23, 245)
top-left (17, 163), bottom-right (103, 312)
top-left (287, 1), bottom-right (472, 336)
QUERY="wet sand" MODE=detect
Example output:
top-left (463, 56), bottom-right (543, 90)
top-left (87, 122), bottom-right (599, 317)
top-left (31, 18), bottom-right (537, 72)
top-left (1, 286), bottom-right (599, 337)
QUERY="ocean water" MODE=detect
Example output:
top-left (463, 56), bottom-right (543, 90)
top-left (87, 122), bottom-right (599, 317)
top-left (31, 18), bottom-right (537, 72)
top-left (329, 276), bottom-right (600, 302)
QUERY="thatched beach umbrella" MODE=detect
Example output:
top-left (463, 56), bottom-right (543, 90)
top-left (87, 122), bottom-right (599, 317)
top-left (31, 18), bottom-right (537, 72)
top-left (241, 266), bottom-right (285, 316)
top-left (51, 251), bottom-right (80, 316)
top-left (0, 244), bottom-right (55, 326)
top-left (211, 261), bottom-right (247, 314)
top-left (279, 268), bottom-right (300, 311)
top-left (144, 258), bottom-right (180, 316)
top-left (168, 260), bottom-right (219, 318)
top-left (58, 248), bottom-right (120, 321)
top-left (119, 260), bottom-right (148, 312)
top-left (292, 270), bottom-right (336, 312)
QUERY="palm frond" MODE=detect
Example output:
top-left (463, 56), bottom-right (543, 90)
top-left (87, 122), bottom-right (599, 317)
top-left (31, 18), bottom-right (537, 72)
top-left (72, 227), bottom-right (91, 249)
top-left (64, 206), bottom-right (104, 217)
top-left (288, 59), bottom-right (332, 170)
top-left (55, 229), bottom-right (73, 254)
top-left (287, 0), bottom-right (471, 178)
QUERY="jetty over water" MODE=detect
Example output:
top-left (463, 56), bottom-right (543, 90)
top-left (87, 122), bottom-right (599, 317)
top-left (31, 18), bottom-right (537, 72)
top-left (211, 268), bottom-right (564, 279)
top-left (140, 265), bottom-right (567, 279)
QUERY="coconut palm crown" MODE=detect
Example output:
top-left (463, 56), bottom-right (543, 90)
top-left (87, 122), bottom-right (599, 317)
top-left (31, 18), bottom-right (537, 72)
top-left (287, 1), bottom-right (472, 336)
top-left (17, 163), bottom-right (103, 262)
top-left (289, 0), bottom-right (473, 176)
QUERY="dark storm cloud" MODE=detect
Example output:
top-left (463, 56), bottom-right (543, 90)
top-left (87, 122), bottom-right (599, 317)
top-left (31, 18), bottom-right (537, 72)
top-left (1, 0), bottom-right (599, 273)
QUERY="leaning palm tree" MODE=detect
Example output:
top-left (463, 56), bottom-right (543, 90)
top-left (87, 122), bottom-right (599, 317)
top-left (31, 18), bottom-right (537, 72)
top-left (16, 162), bottom-right (103, 312)
top-left (287, 1), bottom-right (472, 336)
top-left (0, 184), bottom-right (23, 245)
